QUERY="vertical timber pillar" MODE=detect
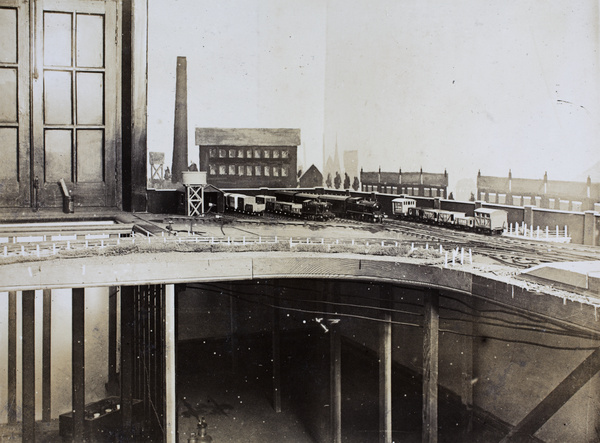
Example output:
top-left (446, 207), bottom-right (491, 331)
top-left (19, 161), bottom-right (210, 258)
top-left (72, 288), bottom-right (86, 442)
top-left (107, 286), bottom-right (119, 394)
top-left (121, 286), bottom-right (135, 438)
top-left (272, 281), bottom-right (282, 413)
top-left (379, 285), bottom-right (393, 443)
top-left (22, 290), bottom-right (35, 442)
top-left (329, 281), bottom-right (342, 443)
top-left (461, 298), bottom-right (475, 436)
top-left (43, 289), bottom-right (52, 422)
top-left (165, 284), bottom-right (177, 443)
top-left (7, 291), bottom-right (17, 424)
top-left (422, 289), bottom-right (439, 443)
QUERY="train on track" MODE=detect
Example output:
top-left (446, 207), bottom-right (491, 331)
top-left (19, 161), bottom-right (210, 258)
top-left (391, 197), bottom-right (507, 234)
top-left (224, 190), bottom-right (385, 222)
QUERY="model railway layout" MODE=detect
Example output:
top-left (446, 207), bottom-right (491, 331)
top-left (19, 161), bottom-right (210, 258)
top-left (224, 190), bottom-right (385, 222)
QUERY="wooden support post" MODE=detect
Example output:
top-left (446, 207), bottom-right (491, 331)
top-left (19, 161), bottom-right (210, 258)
top-left (379, 285), bottom-right (393, 443)
top-left (7, 291), bottom-right (17, 424)
top-left (141, 286), bottom-right (149, 421)
top-left (72, 288), bottom-right (85, 442)
top-left (422, 289), bottom-right (439, 443)
top-left (272, 281), bottom-right (282, 413)
top-left (134, 287), bottom-right (142, 404)
top-left (149, 286), bottom-right (158, 430)
top-left (461, 300), bottom-right (474, 437)
top-left (165, 284), bottom-right (177, 443)
top-left (107, 286), bottom-right (118, 393)
top-left (43, 289), bottom-right (52, 422)
top-left (329, 281), bottom-right (342, 443)
top-left (230, 283), bottom-right (239, 374)
top-left (156, 285), bottom-right (166, 435)
top-left (121, 285), bottom-right (135, 437)
top-left (22, 290), bottom-right (36, 442)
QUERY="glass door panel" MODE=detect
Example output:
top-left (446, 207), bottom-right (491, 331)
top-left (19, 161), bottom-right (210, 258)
top-left (33, 0), bottom-right (117, 208)
top-left (0, 1), bottom-right (30, 207)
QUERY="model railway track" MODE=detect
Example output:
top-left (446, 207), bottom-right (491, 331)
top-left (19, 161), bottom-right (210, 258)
top-left (385, 219), bottom-right (600, 268)
top-left (163, 213), bottom-right (598, 270)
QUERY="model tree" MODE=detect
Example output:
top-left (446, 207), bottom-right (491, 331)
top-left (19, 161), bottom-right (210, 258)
top-left (352, 176), bottom-right (360, 191)
top-left (334, 172), bottom-right (342, 189)
top-left (326, 173), bottom-right (332, 188)
top-left (343, 173), bottom-right (350, 189)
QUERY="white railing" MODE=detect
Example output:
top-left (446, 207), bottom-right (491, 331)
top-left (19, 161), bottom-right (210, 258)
top-left (503, 223), bottom-right (571, 243)
top-left (0, 231), bottom-right (475, 268)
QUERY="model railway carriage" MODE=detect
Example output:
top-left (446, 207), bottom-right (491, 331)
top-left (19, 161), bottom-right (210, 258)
top-left (406, 206), bottom-right (425, 221)
top-left (397, 197), bottom-right (507, 235)
top-left (454, 215), bottom-right (475, 230)
top-left (225, 193), bottom-right (246, 212)
top-left (223, 189), bottom-right (384, 223)
top-left (392, 197), bottom-right (417, 218)
top-left (474, 208), bottom-right (507, 234)
top-left (266, 200), bottom-right (303, 217)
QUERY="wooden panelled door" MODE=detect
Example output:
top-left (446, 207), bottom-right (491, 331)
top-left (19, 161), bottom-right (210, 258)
top-left (0, 0), bottom-right (119, 209)
top-left (0, 0), bottom-right (30, 207)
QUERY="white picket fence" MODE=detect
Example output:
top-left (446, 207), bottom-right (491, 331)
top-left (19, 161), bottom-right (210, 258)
top-left (503, 223), bottom-right (571, 243)
top-left (0, 231), bottom-right (474, 268)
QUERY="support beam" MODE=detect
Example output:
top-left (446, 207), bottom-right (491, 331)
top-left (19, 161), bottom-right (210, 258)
top-left (156, 285), bottom-right (166, 435)
top-left (22, 290), bottom-right (35, 442)
top-left (422, 289), bottom-right (439, 443)
top-left (72, 288), bottom-right (86, 442)
top-left (329, 281), bottom-right (342, 443)
top-left (121, 286), bottom-right (135, 437)
top-left (165, 284), bottom-right (177, 443)
top-left (107, 286), bottom-right (118, 394)
top-left (461, 299), bottom-right (474, 437)
top-left (7, 291), bottom-right (17, 424)
top-left (379, 285), bottom-right (393, 443)
top-left (43, 289), bottom-right (52, 422)
top-left (500, 345), bottom-right (600, 442)
top-left (272, 281), bottom-right (282, 413)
